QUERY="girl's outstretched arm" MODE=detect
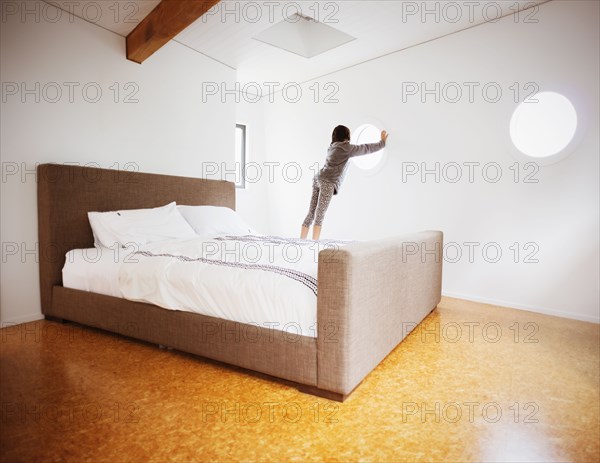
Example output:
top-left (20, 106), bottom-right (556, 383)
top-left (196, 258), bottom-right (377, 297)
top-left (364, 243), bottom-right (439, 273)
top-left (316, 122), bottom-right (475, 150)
top-left (347, 130), bottom-right (389, 157)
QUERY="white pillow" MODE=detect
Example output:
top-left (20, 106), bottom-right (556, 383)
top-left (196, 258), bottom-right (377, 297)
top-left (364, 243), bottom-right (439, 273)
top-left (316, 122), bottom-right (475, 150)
top-left (88, 202), bottom-right (197, 248)
top-left (178, 205), bottom-right (257, 237)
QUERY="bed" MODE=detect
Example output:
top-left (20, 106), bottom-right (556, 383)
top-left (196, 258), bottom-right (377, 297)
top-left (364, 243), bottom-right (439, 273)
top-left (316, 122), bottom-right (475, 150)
top-left (37, 163), bottom-right (443, 401)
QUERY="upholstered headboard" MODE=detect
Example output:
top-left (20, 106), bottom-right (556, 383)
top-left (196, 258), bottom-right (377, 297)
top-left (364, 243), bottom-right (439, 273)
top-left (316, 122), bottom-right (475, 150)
top-left (37, 163), bottom-right (235, 316)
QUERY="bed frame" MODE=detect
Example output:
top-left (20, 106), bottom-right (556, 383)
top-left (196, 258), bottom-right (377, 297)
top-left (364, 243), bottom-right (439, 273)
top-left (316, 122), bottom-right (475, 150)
top-left (37, 163), bottom-right (443, 401)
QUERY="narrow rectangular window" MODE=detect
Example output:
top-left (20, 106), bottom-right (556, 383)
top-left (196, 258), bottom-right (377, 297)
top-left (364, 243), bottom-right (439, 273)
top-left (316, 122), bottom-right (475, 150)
top-left (235, 124), bottom-right (246, 189)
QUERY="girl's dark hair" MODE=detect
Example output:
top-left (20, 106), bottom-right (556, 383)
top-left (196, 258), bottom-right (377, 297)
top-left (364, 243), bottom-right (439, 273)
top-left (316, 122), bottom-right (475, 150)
top-left (331, 125), bottom-right (351, 144)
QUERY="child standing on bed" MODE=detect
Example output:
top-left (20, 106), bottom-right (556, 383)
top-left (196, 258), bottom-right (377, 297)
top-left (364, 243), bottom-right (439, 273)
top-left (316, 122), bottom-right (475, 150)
top-left (301, 125), bottom-right (389, 240)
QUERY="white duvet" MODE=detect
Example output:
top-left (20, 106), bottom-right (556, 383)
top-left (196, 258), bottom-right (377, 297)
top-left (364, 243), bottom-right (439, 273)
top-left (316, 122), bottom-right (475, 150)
top-left (64, 235), bottom-right (349, 338)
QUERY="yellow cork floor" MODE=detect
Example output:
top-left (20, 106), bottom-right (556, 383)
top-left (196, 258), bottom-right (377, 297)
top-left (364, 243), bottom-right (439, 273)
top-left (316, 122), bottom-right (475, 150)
top-left (1, 297), bottom-right (598, 463)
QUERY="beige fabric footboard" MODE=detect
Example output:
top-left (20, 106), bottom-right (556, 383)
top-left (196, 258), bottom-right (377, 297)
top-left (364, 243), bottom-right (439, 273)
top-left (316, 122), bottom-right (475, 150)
top-left (316, 231), bottom-right (443, 395)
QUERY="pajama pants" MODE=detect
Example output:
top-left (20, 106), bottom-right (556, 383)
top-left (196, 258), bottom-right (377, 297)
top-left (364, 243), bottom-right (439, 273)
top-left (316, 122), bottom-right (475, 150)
top-left (302, 177), bottom-right (335, 228)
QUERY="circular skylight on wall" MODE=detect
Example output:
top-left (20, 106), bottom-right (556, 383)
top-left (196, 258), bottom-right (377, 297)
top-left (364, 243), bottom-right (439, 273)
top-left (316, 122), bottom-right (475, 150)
top-left (351, 124), bottom-right (385, 170)
top-left (510, 92), bottom-right (578, 159)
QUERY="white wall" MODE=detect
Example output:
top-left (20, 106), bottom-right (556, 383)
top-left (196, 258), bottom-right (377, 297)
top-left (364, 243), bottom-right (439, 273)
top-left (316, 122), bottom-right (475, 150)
top-left (256, 0), bottom-right (600, 322)
top-left (0, 1), bottom-right (237, 324)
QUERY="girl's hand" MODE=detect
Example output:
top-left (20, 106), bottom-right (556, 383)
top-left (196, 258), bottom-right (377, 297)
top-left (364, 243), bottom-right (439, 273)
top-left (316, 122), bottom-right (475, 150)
top-left (381, 130), bottom-right (389, 143)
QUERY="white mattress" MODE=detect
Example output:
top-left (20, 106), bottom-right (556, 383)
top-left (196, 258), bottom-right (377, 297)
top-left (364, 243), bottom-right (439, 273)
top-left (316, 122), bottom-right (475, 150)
top-left (62, 236), bottom-right (341, 338)
top-left (63, 247), bottom-right (128, 298)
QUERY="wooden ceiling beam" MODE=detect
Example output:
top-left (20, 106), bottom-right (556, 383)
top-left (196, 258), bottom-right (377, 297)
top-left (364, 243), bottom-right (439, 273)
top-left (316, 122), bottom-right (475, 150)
top-left (126, 0), bottom-right (221, 64)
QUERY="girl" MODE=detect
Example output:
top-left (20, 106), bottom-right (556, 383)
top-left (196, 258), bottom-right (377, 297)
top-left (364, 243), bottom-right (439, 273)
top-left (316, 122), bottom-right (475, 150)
top-left (301, 125), bottom-right (389, 240)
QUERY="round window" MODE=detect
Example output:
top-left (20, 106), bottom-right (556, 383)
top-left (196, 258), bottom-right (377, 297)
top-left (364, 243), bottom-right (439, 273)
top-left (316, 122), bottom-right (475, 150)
top-left (510, 91), bottom-right (577, 159)
top-left (351, 124), bottom-right (385, 170)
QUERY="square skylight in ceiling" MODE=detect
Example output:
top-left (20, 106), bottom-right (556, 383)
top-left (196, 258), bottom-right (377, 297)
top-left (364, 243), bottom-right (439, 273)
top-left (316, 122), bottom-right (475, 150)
top-left (252, 14), bottom-right (356, 59)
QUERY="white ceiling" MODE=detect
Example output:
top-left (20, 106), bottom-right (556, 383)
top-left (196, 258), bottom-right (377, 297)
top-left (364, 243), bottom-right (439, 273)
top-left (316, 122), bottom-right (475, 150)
top-left (177, 0), bottom-right (549, 84)
top-left (49, 0), bottom-right (548, 84)
top-left (49, 0), bottom-right (160, 36)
